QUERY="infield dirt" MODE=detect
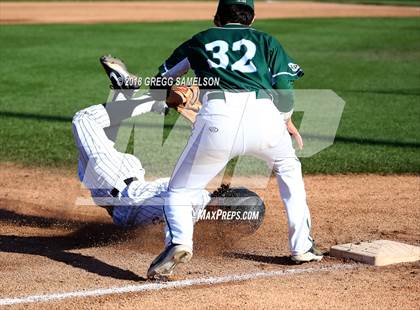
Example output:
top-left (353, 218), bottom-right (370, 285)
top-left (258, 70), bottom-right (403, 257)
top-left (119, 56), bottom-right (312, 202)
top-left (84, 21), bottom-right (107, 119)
top-left (0, 163), bottom-right (419, 308)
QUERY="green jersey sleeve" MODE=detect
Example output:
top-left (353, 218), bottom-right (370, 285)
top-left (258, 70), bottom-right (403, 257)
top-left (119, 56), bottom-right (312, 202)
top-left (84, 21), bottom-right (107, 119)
top-left (267, 36), bottom-right (301, 112)
top-left (158, 39), bottom-right (192, 78)
top-left (268, 36), bottom-right (304, 87)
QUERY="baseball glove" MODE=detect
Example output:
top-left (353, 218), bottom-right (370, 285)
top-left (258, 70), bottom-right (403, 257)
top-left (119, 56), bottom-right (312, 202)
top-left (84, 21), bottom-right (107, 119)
top-left (166, 85), bottom-right (201, 123)
top-left (205, 184), bottom-right (266, 235)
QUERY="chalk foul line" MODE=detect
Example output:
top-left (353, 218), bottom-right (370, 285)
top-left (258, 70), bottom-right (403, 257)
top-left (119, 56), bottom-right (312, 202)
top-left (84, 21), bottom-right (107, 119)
top-left (0, 264), bottom-right (358, 306)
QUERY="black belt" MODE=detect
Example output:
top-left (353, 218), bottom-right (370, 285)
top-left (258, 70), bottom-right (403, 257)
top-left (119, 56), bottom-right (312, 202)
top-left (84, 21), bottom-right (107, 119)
top-left (206, 90), bottom-right (273, 101)
top-left (105, 177), bottom-right (138, 217)
top-left (110, 177), bottom-right (138, 197)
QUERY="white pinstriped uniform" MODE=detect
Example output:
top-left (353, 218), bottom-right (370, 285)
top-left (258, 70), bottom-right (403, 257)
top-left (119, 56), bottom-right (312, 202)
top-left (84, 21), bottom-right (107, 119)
top-left (72, 100), bottom-right (210, 228)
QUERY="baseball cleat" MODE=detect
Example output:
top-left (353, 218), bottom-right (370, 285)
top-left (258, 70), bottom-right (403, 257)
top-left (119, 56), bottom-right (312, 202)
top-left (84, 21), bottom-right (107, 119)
top-left (147, 244), bottom-right (192, 280)
top-left (291, 244), bottom-right (323, 263)
top-left (100, 55), bottom-right (139, 90)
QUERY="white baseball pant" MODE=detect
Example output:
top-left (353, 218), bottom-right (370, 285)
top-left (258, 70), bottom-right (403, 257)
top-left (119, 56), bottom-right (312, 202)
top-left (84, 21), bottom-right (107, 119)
top-left (164, 91), bottom-right (313, 255)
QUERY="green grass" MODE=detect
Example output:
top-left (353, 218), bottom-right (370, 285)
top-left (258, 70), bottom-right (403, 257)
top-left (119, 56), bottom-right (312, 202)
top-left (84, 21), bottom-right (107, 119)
top-left (0, 18), bottom-right (419, 174)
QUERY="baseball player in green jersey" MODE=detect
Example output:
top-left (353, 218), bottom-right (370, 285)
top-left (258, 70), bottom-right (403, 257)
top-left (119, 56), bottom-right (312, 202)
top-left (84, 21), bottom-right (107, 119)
top-left (147, 0), bottom-right (323, 280)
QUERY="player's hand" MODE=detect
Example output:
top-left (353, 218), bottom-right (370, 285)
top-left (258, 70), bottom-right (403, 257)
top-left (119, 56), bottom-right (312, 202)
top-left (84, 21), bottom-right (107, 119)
top-left (286, 119), bottom-right (303, 150)
top-left (177, 106), bottom-right (198, 124)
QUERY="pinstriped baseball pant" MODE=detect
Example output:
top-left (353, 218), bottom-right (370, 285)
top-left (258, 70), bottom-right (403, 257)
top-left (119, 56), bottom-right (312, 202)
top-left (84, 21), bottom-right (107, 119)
top-left (72, 103), bottom-right (189, 227)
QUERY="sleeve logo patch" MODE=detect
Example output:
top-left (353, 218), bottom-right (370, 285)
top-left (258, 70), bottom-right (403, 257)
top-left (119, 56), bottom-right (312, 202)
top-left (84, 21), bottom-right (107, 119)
top-left (288, 63), bottom-right (300, 72)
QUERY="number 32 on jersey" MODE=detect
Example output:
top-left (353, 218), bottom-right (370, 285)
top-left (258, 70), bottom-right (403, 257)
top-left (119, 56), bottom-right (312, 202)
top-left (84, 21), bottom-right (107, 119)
top-left (205, 39), bottom-right (257, 73)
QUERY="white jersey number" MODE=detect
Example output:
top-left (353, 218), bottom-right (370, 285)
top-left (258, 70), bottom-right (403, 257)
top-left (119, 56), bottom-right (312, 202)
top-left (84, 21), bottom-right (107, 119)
top-left (205, 39), bottom-right (257, 73)
top-left (205, 40), bottom-right (229, 70)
